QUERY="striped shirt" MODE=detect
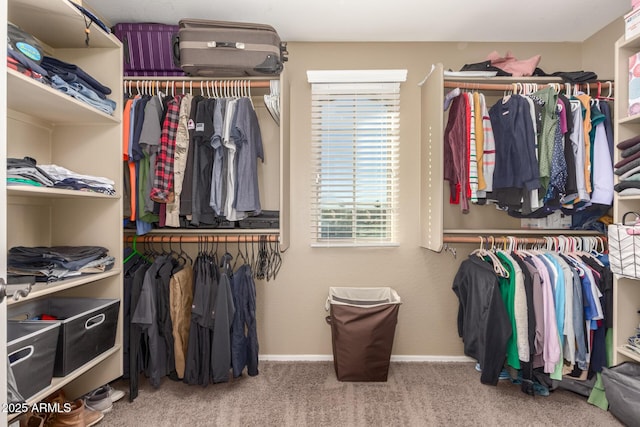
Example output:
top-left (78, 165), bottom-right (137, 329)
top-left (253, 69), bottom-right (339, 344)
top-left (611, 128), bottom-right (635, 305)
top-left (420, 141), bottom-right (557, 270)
top-left (480, 94), bottom-right (496, 194)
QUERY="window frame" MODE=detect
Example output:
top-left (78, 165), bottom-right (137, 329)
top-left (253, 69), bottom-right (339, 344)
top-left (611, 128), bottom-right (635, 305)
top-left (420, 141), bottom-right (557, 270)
top-left (307, 70), bottom-right (406, 248)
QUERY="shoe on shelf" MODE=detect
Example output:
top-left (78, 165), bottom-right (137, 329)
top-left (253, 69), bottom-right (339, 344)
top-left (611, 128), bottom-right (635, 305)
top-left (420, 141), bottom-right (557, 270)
top-left (84, 386), bottom-right (113, 414)
top-left (47, 399), bottom-right (84, 427)
top-left (19, 412), bottom-right (44, 427)
top-left (84, 407), bottom-right (104, 427)
top-left (105, 384), bottom-right (125, 403)
top-left (37, 389), bottom-right (68, 426)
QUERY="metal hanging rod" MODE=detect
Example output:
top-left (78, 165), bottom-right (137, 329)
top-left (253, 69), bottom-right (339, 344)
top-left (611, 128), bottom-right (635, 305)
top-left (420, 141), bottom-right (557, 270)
top-left (442, 234), bottom-right (607, 247)
top-left (124, 234), bottom-right (279, 244)
top-left (443, 80), bottom-right (614, 95)
top-left (123, 78), bottom-right (272, 89)
top-left (443, 235), bottom-right (545, 244)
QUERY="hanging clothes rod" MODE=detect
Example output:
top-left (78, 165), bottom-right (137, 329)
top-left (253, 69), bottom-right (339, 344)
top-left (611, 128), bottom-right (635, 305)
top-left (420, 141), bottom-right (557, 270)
top-left (443, 80), bottom-right (614, 94)
top-left (443, 235), bottom-right (548, 245)
top-left (124, 234), bottom-right (279, 244)
top-left (123, 79), bottom-right (272, 89)
top-left (442, 235), bottom-right (607, 246)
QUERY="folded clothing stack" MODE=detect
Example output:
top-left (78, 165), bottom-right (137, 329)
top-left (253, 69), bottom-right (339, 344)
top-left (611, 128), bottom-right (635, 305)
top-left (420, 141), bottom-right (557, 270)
top-left (7, 22), bottom-right (116, 115)
top-left (8, 245), bottom-right (115, 282)
top-left (6, 157), bottom-right (55, 187)
top-left (7, 157), bottom-right (116, 195)
top-left (40, 56), bottom-right (116, 115)
top-left (614, 135), bottom-right (640, 195)
top-left (39, 163), bottom-right (116, 195)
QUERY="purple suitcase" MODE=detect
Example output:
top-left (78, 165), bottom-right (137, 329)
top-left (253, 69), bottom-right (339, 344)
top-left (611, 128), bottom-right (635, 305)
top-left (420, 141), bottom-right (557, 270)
top-left (112, 23), bottom-right (185, 76)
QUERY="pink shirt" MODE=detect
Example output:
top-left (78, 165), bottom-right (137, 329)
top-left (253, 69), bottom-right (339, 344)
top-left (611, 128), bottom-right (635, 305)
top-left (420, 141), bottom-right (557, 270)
top-left (529, 255), bottom-right (561, 373)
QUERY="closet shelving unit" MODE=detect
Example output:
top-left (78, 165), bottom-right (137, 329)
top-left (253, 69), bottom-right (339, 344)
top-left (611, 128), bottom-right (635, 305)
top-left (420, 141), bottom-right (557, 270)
top-left (419, 63), bottom-right (606, 252)
top-left (121, 75), bottom-right (290, 251)
top-left (613, 33), bottom-right (640, 364)
top-left (3, 0), bottom-right (124, 418)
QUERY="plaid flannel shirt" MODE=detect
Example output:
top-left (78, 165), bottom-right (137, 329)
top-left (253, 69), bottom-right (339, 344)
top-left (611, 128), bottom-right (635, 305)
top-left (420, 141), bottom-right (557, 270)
top-left (150, 95), bottom-right (183, 203)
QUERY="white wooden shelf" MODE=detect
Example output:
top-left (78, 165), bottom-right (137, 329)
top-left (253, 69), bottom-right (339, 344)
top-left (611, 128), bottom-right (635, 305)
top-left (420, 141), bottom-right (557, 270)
top-left (613, 34), bottom-right (640, 365)
top-left (618, 113), bottom-right (640, 125)
top-left (3, 0), bottom-right (124, 417)
top-left (7, 269), bottom-right (122, 306)
top-left (616, 345), bottom-right (640, 363)
top-left (7, 69), bottom-right (120, 125)
top-left (619, 31), bottom-right (640, 50)
top-left (617, 193), bottom-right (640, 201)
top-left (8, 0), bottom-right (119, 49)
top-left (8, 186), bottom-right (118, 200)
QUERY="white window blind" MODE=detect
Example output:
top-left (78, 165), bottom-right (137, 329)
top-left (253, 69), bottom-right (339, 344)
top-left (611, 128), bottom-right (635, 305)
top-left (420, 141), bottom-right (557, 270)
top-left (308, 70), bottom-right (404, 247)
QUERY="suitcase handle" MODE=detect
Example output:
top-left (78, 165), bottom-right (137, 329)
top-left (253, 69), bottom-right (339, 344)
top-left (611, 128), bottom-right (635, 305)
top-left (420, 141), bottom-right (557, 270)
top-left (172, 33), bottom-right (181, 67)
top-left (207, 41), bottom-right (245, 49)
top-left (9, 345), bottom-right (34, 367)
top-left (85, 313), bottom-right (105, 330)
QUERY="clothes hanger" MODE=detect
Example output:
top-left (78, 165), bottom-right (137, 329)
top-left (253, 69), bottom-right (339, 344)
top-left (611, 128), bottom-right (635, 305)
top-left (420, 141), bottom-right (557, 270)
top-left (124, 235), bottom-right (144, 264)
top-left (233, 236), bottom-right (248, 270)
top-left (268, 238), bottom-right (282, 281)
top-left (584, 236), bottom-right (605, 265)
top-left (243, 236), bottom-right (251, 267)
top-left (177, 236), bottom-right (192, 266)
top-left (167, 236), bottom-right (184, 266)
top-left (597, 81), bottom-right (615, 101)
top-left (250, 235), bottom-right (256, 271)
top-left (470, 236), bottom-right (486, 259)
top-left (246, 80), bottom-right (255, 109)
top-left (142, 236), bottom-right (157, 259)
top-left (471, 236), bottom-right (509, 278)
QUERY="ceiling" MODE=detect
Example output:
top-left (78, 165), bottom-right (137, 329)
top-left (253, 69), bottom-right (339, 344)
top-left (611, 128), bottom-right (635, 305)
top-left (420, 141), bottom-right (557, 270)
top-left (83, 0), bottom-right (631, 43)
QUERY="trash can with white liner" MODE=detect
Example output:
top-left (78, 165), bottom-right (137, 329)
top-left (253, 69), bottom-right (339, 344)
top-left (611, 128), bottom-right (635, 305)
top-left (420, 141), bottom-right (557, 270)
top-left (325, 287), bottom-right (401, 381)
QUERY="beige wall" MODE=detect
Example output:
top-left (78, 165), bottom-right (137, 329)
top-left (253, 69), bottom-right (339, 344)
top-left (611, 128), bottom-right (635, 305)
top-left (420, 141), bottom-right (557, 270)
top-left (257, 35), bottom-right (621, 357)
top-left (582, 17), bottom-right (624, 80)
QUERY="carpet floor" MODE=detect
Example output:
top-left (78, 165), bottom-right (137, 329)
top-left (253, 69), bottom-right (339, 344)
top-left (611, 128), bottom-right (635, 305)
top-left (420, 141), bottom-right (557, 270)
top-left (102, 361), bottom-right (622, 426)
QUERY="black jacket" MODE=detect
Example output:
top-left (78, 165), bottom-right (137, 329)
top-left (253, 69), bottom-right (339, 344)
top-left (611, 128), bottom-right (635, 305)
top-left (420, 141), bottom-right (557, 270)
top-left (452, 256), bottom-right (512, 385)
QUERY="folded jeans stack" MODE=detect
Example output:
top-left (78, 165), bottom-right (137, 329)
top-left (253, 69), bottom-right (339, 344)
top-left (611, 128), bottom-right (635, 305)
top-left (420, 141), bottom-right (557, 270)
top-left (40, 56), bottom-right (115, 115)
top-left (8, 245), bottom-right (115, 282)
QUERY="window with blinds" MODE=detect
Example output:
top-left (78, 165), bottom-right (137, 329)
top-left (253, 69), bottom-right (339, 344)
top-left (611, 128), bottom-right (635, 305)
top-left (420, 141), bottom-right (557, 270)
top-left (308, 70), bottom-right (405, 247)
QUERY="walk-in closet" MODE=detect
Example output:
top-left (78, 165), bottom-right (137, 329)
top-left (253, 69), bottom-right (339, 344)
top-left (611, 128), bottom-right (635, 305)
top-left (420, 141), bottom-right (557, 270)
top-left (1, 0), bottom-right (636, 426)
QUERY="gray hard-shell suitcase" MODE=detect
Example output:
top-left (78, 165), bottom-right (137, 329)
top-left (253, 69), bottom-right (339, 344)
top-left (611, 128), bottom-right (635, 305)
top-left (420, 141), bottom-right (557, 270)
top-left (173, 19), bottom-right (288, 77)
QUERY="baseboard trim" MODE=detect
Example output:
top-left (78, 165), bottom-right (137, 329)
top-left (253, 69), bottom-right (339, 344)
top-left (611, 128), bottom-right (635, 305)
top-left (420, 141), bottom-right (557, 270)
top-left (259, 355), bottom-right (474, 362)
top-left (259, 354), bottom-right (333, 361)
top-left (390, 355), bottom-right (474, 362)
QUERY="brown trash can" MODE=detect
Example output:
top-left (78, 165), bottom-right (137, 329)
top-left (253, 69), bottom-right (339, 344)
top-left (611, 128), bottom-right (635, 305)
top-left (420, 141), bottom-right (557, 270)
top-left (325, 287), bottom-right (401, 382)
